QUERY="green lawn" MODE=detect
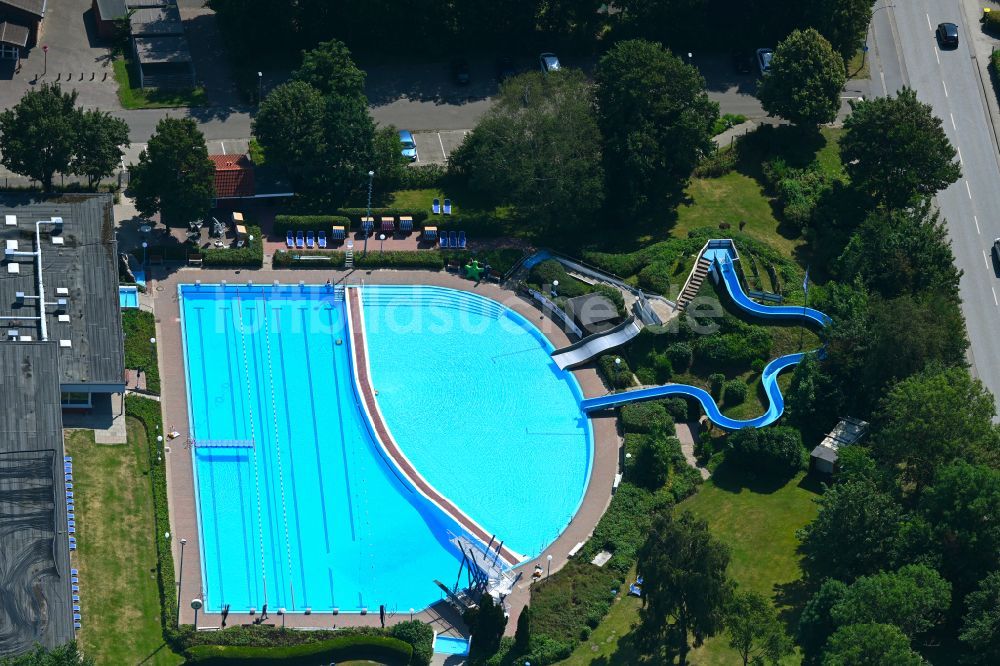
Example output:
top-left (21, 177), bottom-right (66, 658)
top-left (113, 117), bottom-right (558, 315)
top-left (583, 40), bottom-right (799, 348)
top-left (121, 309), bottom-right (160, 394)
top-left (112, 57), bottom-right (207, 109)
top-left (558, 472), bottom-right (821, 665)
top-left (64, 426), bottom-right (184, 666)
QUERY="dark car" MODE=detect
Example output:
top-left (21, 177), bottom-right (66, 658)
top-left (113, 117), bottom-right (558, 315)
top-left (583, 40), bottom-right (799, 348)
top-left (731, 50), bottom-right (752, 74)
top-left (937, 22), bottom-right (959, 48)
top-left (452, 58), bottom-right (471, 85)
top-left (496, 56), bottom-right (516, 82)
top-left (993, 238), bottom-right (1000, 264)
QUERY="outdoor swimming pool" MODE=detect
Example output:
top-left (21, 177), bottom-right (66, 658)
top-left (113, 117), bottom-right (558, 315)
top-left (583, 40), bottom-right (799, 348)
top-left (179, 284), bottom-right (591, 613)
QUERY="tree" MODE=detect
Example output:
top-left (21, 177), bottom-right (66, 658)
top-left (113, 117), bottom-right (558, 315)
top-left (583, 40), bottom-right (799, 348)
top-left (0, 641), bottom-right (95, 666)
top-left (831, 565), bottom-right (951, 637)
top-left (960, 571), bottom-right (1000, 663)
top-left (594, 39), bottom-right (718, 216)
top-left (821, 623), bottom-right (925, 666)
top-left (837, 200), bottom-right (962, 300)
top-left (805, 0), bottom-right (876, 64)
top-left (725, 426), bottom-right (804, 476)
top-left (129, 118), bottom-right (215, 227)
top-left (292, 38), bottom-right (366, 100)
top-left (632, 434), bottom-right (679, 489)
top-left (0, 84), bottom-right (79, 191)
top-left (448, 70), bottom-right (604, 233)
top-left (841, 88), bottom-right (961, 208)
top-left (252, 80), bottom-right (329, 193)
top-left (514, 604), bottom-right (532, 655)
top-left (637, 508), bottom-right (732, 665)
top-left (71, 109), bottom-right (130, 188)
top-left (871, 366), bottom-right (997, 493)
top-left (797, 479), bottom-right (905, 582)
top-left (799, 579), bottom-right (850, 663)
top-left (758, 29), bottom-right (847, 126)
top-left (785, 351), bottom-right (842, 442)
top-left (465, 593), bottom-right (506, 660)
top-left (726, 590), bottom-right (793, 666)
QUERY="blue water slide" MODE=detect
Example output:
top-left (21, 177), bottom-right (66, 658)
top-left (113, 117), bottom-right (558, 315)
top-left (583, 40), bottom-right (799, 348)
top-left (579, 245), bottom-right (829, 430)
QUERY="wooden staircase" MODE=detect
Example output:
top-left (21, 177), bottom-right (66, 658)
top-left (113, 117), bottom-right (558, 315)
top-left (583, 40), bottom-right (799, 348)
top-left (677, 257), bottom-right (712, 310)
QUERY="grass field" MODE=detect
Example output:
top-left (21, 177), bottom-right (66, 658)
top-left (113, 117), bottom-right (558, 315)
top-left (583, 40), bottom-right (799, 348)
top-left (65, 426), bottom-right (184, 666)
top-left (112, 58), bottom-right (207, 109)
top-left (559, 471), bottom-right (821, 665)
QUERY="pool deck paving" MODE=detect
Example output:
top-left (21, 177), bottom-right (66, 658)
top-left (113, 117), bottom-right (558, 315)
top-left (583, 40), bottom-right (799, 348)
top-left (150, 265), bottom-right (620, 634)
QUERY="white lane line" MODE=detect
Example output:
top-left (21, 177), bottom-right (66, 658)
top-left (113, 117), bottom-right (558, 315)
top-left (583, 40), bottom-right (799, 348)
top-left (438, 133), bottom-right (447, 160)
top-left (935, 47), bottom-right (940, 64)
top-left (880, 70), bottom-right (887, 96)
top-left (967, 180), bottom-right (973, 198)
top-left (927, 13), bottom-right (933, 31)
top-left (957, 146), bottom-right (964, 165)
top-left (943, 80), bottom-right (949, 97)
top-left (985, 250), bottom-right (992, 271)
top-left (975, 215), bottom-right (981, 234)
top-left (993, 287), bottom-right (998, 307)
top-left (951, 113), bottom-right (957, 130)
top-left (220, 141), bottom-right (226, 155)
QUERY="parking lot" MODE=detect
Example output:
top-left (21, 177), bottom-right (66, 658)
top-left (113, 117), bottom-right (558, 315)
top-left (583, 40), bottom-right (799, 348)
top-left (411, 130), bottom-right (470, 165)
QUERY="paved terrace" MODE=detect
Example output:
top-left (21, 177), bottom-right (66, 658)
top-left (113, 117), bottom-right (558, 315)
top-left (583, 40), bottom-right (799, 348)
top-left (151, 266), bottom-right (619, 634)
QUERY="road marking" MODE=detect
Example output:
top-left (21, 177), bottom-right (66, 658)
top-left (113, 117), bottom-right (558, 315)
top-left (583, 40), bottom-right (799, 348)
top-left (438, 133), bottom-right (447, 160)
top-left (927, 13), bottom-right (933, 32)
top-left (957, 146), bottom-right (963, 165)
top-left (993, 287), bottom-right (998, 306)
top-left (951, 113), bottom-right (957, 130)
top-left (975, 215), bottom-right (981, 234)
top-left (967, 180), bottom-right (973, 198)
top-left (943, 80), bottom-right (949, 97)
top-left (985, 250), bottom-right (992, 271)
top-left (935, 46), bottom-right (940, 64)
top-left (880, 70), bottom-right (887, 97)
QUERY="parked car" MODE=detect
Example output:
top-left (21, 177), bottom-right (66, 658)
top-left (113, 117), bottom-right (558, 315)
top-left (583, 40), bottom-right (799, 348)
top-left (399, 130), bottom-right (417, 162)
top-left (756, 48), bottom-right (774, 75)
top-left (451, 58), bottom-right (470, 85)
top-left (496, 56), bottom-right (517, 82)
top-left (539, 52), bottom-right (561, 73)
top-left (992, 238), bottom-right (1000, 264)
top-left (936, 22), bottom-right (959, 48)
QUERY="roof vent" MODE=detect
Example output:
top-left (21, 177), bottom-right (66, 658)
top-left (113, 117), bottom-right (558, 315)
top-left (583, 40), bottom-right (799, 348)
top-left (7, 329), bottom-right (17, 339)
top-left (58, 314), bottom-right (70, 323)
top-left (4, 214), bottom-right (15, 226)
top-left (59, 339), bottom-right (71, 348)
top-left (56, 287), bottom-right (69, 296)
top-left (51, 217), bottom-right (63, 230)
top-left (7, 263), bottom-right (19, 274)
top-left (55, 298), bottom-right (67, 312)
top-left (19, 335), bottom-right (31, 341)
top-left (52, 236), bottom-right (64, 245)
top-left (15, 291), bottom-right (24, 302)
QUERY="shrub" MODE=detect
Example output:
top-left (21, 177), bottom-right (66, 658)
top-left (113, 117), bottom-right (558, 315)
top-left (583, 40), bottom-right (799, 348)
top-left (273, 215), bottom-right (350, 235)
top-left (272, 250), bottom-right (344, 268)
top-left (354, 251), bottom-right (447, 270)
top-left (695, 326), bottom-right (772, 369)
top-left (652, 353), bottom-right (673, 383)
top-left (389, 621), bottom-right (433, 666)
top-left (637, 261), bottom-right (672, 294)
top-left (666, 342), bottom-right (693, 372)
top-left (663, 397), bottom-right (693, 422)
top-left (591, 283), bottom-right (627, 317)
top-left (441, 248), bottom-right (527, 276)
top-left (579, 483), bottom-right (666, 575)
top-left (184, 636), bottom-right (413, 664)
top-left (397, 165), bottom-right (447, 189)
top-left (724, 379), bottom-right (748, 405)
top-left (201, 225), bottom-right (264, 267)
top-left (985, 10), bottom-right (1000, 36)
top-left (598, 354), bottom-right (633, 389)
top-left (710, 373), bottom-right (726, 398)
top-left (726, 426), bottom-right (805, 475)
top-left (629, 434), bottom-right (682, 490)
top-left (620, 401), bottom-right (674, 434)
top-left (693, 147), bottom-right (737, 178)
top-left (751, 357), bottom-right (766, 374)
top-left (527, 560), bottom-right (619, 658)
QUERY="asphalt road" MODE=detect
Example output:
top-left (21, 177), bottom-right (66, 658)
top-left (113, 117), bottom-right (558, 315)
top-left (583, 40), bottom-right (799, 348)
top-left (871, 0), bottom-right (1000, 410)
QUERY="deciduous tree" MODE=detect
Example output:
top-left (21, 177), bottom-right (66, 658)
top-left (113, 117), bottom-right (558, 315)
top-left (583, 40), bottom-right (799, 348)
top-left (805, 0), bottom-right (876, 64)
top-left (0, 84), bottom-right (78, 191)
top-left (725, 590), bottom-right (792, 666)
top-left (758, 28), bottom-right (847, 127)
top-left (252, 80), bottom-right (328, 193)
top-left (960, 571), bottom-right (1000, 663)
top-left (821, 623), bottom-right (924, 666)
top-left (831, 564), bottom-right (951, 637)
top-left (71, 109), bottom-right (130, 188)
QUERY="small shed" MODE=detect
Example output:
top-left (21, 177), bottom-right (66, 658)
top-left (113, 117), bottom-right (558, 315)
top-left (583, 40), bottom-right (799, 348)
top-left (0, 0), bottom-right (44, 47)
top-left (0, 20), bottom-right (28, 61)
top-left (131, 34), bottom-right (194, 88)
top-left (209, 154), bottom-right (255, 202)
top-left (92, 0), bottom-right (126, 40)
top-left (810, 417), bottom-right (869, 475)
top-left (565, 292), bottom-right (619, 334)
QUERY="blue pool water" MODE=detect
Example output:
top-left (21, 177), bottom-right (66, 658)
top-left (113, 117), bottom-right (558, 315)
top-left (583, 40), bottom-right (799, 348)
top-left (180, 284), bottom-right (464, 613)
top-left (434, 635), bottom-right (471, 655)
top-left (361, 286), bottom-right (592, 559)
top-left (119, 286), bottom-right (138, 308)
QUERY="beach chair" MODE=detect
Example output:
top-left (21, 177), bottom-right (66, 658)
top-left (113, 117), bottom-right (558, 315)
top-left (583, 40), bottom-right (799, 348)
top-left (73, 605), bottom-right (80, 612)
top-left (71, 569), bottom-right (78, 575)
top-left (74, 613), bottom-right (81, 621)
top-left (72, 595), bottom-right (80, 602)
top-left (449, 231), bottom-right (458, 248)
top-left (67, 513), bottom-right (74, 520)
top-left (74, 623), bottom-right (82, 630)
top-left (318, 230), bottom-right (327, 248)
top-left (295, 231), bottom-right (305, 248)
top-left (332, 226), bottom-right (346, 242)
top-left (424, 226), bottom-right (437, 242)
top-left (286, 231), bottom-right (294, 248)
top-left (66, 491), bottom-right (73, 498)
top-left (69, 526), bottom-right (76, 534)
top-left (628, 583), bottom-right (642, 597)
top-left (458, 231), bottom-right (467, 249)
top-left (72, 584), bottom-right (79, 592)
top-left (439, 234), bottom-right (448, 249)
top-left (362, 217), bottom-right (374, 236)
top-left (68, 521), bottom-right (75, 528)
top-left (381, 216), bottom-right (395, 233)
top-left (400, 216), bottom-right (413, 233)
top-left (65, 483), bottom-right (73, 490)
top-left (65, 475), bottom-right (72, 482)
top-left (64, 456), bottom-right (72, 462)
top-left (306, 231), bottom-right (315, 248)
top-left (443, 199), bottom-right (452, 215)
top-left (432, 198), bottom-right (441, 214)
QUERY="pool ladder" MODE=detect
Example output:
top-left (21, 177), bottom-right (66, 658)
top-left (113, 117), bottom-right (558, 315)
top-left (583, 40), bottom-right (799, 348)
top-left (334, 285), bottom-right (345, 302)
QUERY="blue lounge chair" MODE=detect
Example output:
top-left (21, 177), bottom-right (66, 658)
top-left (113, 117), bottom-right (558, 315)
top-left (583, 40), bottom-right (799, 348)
top-left (65, 475), bottom-right (72, 482)
top-left (432, 198), bottom-right (441, 214)
top-left (68, 520), bottom-right (75, 527)
top-left (295, 231), bottom-right (305, 248)
top-left (438, 234), bottom-right (447, 249)
top-left (458, 231), bottom-right (467, 249)
top-left (71, 569), bottom-right (78, 575)
top-left (307, 231), bottom-right (315, 248)
top-left (72, 595), bottom-right (80, 602)
top-left (74, 623), bottom-right (82, 630)
top-left (67, 513), bottom-right (74, 520)
top-left (443, 199), bottom-right (452, 215)
top-left (66, 491), bottom-right (73, 498)
top-left (449, 231), bottom-right (458, 248)
top-left (69, 527), bottom-right (76, 534)
top-left (65, 483), bottom-right (73, 489)
top-left (628, 583), bottom-right (642, 597)
top-left (362, 218), bottom-right (374, 235)
top-left (72, 576), bottom-right (79, 584)
top-left (69, 544), bottom-right (76, 551)
top-left (400, 216), bottom-right (413, 233)
top-left (64, 456), bottom-right (72, 462)
top-left (74, 613), bottom-right (81, 621)
top-left (332, 226), bottom-right (346, 241)
top-left (636, 575), bottom-right (644, 585)
top-left (318, 230), bottom-right (327, 248)
top-left (286, 231), bottom-right (294, 248)
top-left (73, 605), bottom-right (80, 612)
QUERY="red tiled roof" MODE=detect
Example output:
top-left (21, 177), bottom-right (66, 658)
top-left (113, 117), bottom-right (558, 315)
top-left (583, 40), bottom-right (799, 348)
top-left (209, 154), bottom-right (255, 199)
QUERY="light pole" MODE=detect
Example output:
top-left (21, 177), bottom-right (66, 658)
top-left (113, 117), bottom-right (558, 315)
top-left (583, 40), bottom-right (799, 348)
top-left (363, 170), bottom-right (374, 256)
top-left (42, 44), bottom-right (47, 77)
top-left (278, 607), bottom-right (286, 630)
top-left (409, 607), bottom-right (415, 621)
top-left (379, 233), bottom-right (385, 254)
top-left (546, 554), bottom-right (553, 578)
top-left (191, 598), bottom-right (202, 627)
top-left (141, 241), bottom-right (147, 266)
top-left (257, 71), bottom-right (263, 105)
top-left (176, 538), bottom-right (187, 626)
top-left (552, 279), bottom-right (558, 299)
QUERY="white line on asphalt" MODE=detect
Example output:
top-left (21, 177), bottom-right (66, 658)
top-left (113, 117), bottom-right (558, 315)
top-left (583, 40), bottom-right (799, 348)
top-left (951, 113), bottom-right (957, 130)
top-left (943, 80), bottom-right (949, 97)
top-left (993, 287), bottom-right (998, 307)
top-left (220, 141), bottom-right (226, 155)
top-left (985, 250), bottom-right (991, 271)
top-left (957, 146), bottom-right (964, 165)
top-left (967, 180), bottom-right (973, 198)
top-left (927, 13), bottom-right (933, 31)
top-left (880, 71), bottom-right (887, 97)
top-left (438, 133), bottom-right (447, 160)
top-left (935, 47), bottom-right (940, 65)
top-left (975, 215), bottom-right (981, 234)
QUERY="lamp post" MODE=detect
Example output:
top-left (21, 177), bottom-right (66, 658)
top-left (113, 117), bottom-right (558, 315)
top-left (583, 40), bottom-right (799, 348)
top-left (278, 607), bottom-right (286, 630)
top-left (552, 279), bottom-right (558, 299)
top-left (379, 233), bottom-right (385, 254)
top-left (409, 607), bottom-right (415, 621)
top-left (141, 241), bottom-right (147, 266)
top-left (363, 170), bottom-right (374, 256)
top-left (42, 44), bottom-right (47, 77)
top-left (176, 538), bottom-right (187, 626)
top-left (546, 554), bottom-right (553, 578)
top-left (257, 71), bottom-right (263, 106)
top-left (191, 598), bottom-right (202, 627)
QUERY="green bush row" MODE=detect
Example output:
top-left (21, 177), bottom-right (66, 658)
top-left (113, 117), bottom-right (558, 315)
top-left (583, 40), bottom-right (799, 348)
top-left (620, 401), bottom-right (675, 434)
top-left (336, 207), bottom-right (429, 224)
top-left (121, 310), bottom-right (160, 394)
top-left (273, 215), bottom-right (350, 234)
top-left (185, 635), bottom-right (413, 665)
top-left (395, 165), bottom-right (447, 189)
top-left (201, 225), bottom-right (264, 267)
top-left (984, 10), bottom-right (1000, 35)
top-left (272, 250), bottom-right (345, 268)
top-left (598, 354), bottom-right (634, 389)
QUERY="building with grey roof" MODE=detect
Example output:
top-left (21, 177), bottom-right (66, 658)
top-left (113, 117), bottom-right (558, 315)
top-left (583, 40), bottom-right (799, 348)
top-left (0, 194), bottom-right (125, 407)
top-left (810, 417), bottom-right (869, 475)
top-left (0, 342), bottom-right (73, 655)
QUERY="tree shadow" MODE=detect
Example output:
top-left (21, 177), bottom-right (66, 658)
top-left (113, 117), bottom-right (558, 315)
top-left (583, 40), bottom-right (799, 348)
top-left (773, 576), bottom-right (816, 637)
top-left (709, 458), bottom-right (797, 494)
top-left (735, 124), bottom-right (827, 185)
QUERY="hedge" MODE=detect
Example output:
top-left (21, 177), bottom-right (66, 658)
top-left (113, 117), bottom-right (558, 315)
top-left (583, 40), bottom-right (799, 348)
top-left (724, 379), bottom-right (748, 405)
top-left (273, 215), bottom-right (350, 235)
top-left (336, 207), bottom-right (429, 225)
top-left (620, 401), bottom-right (674, 434)
top-left (185, 635), bottom-right (412, 665)
top-left (598, 354), bottom-right (633, 389)
top-left (201, 225), bottom-right (264, 267)
top-left (121, 309), bottom-right (160, 394)
top-left (985, 10), bottom-right (1000, 36)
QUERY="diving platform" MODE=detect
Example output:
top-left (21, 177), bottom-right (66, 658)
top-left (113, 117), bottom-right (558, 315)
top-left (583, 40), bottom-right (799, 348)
top-left (435, 535), bottom-right (519, 613)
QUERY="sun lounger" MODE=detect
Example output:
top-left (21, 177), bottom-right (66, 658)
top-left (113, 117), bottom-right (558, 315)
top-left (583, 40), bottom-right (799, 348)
top-left (459, 231), bottom-right (467, 249)
top-left (65, 483), bottom-right (72, 489)
top-left (69, 544), bottom-right (76, 551)
top-left (74, 613), bottom-right (81, 621)
top-left (286, 231), bottom-right (294, 248)
top-left (443, 199), bottom-right (452, 215)
top-left (318, 230), bottom-right (327, 248)
top-left (332, 226), bottom-right (346, 241)
top-left (68, 521), bottom-right (75, 528)
top-left (449, 231), bottom-right (458, 249)
top-left (72, 595), bottom-right (80, 602)
top-left (628, 583), bottom-right (642, 597)
top-left (66, 491), bottom-right (73, 498)
top-left (636, 575), bottom-right (644, 585)
top-left (72, 576), bottom-right (79, 584)
top-left (439, 234), bottom-right (447, 249)
top-left (67, 513), bottom-right (74, 520)
top-left (73, 605), bottom-right (80, 612)
top-left (381, 216), bottom-right (395, 233)
top-left (72, 585), bottom-right (79, 592)
top-left (64, 456), bottom-right (71, 462)
top-left (400, 216), bottom-right (413, 233)
top-left (424, 226), bottom-right (437, 241)
top-left (295, 231), bottom-right (304, 248)
top-left (361, 217), bottom-right (374, 235)
top-left (306, 231), bottom-right (315, 248)
top-left (69, 526), bottom-right (75, 534)
top-left (74, 623), bottom-right (82, 630)
top-left (432, 198), bottom-right (441, 214)
top-left (71, 569), bottom-right (78, 575)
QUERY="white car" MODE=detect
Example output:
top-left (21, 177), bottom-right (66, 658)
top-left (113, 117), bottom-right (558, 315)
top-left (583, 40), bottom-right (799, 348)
top-left (756, 48), bottom-right (774, 75)
top-left (539, 52), bottom-right (561, 73)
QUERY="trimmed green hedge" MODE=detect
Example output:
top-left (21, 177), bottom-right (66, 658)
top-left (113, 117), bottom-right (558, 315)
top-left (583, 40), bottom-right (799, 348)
top-left (273, 215), bottom-right (350, 235)
top-left (121, 309), bottom-right (160, 394)
top-left (354, 251), bottom-right (448, 269)
top-left (336, 207), bottom-right (429, 225)
top-left (185, 635), bottom-right (412, 665)
top-left (201, 225), bottom-right (264, 267)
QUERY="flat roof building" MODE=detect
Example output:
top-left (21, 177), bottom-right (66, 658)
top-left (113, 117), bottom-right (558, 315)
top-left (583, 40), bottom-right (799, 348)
top-left (810, 417), bottom-right (869, 475)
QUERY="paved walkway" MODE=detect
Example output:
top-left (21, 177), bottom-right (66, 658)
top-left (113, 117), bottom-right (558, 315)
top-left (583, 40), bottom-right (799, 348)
top-left (148, 265), bottom-right (620, 633)
top-left (675, 422), bottom-right (710, 480)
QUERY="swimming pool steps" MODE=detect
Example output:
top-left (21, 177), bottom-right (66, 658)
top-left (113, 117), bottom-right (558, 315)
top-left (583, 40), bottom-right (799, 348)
top-left (360, 286), bottom-right (506, 320)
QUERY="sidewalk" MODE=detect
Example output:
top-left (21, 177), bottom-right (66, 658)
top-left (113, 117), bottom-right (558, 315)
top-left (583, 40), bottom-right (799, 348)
top-left (961, 0), bottom-right (1000, 162)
